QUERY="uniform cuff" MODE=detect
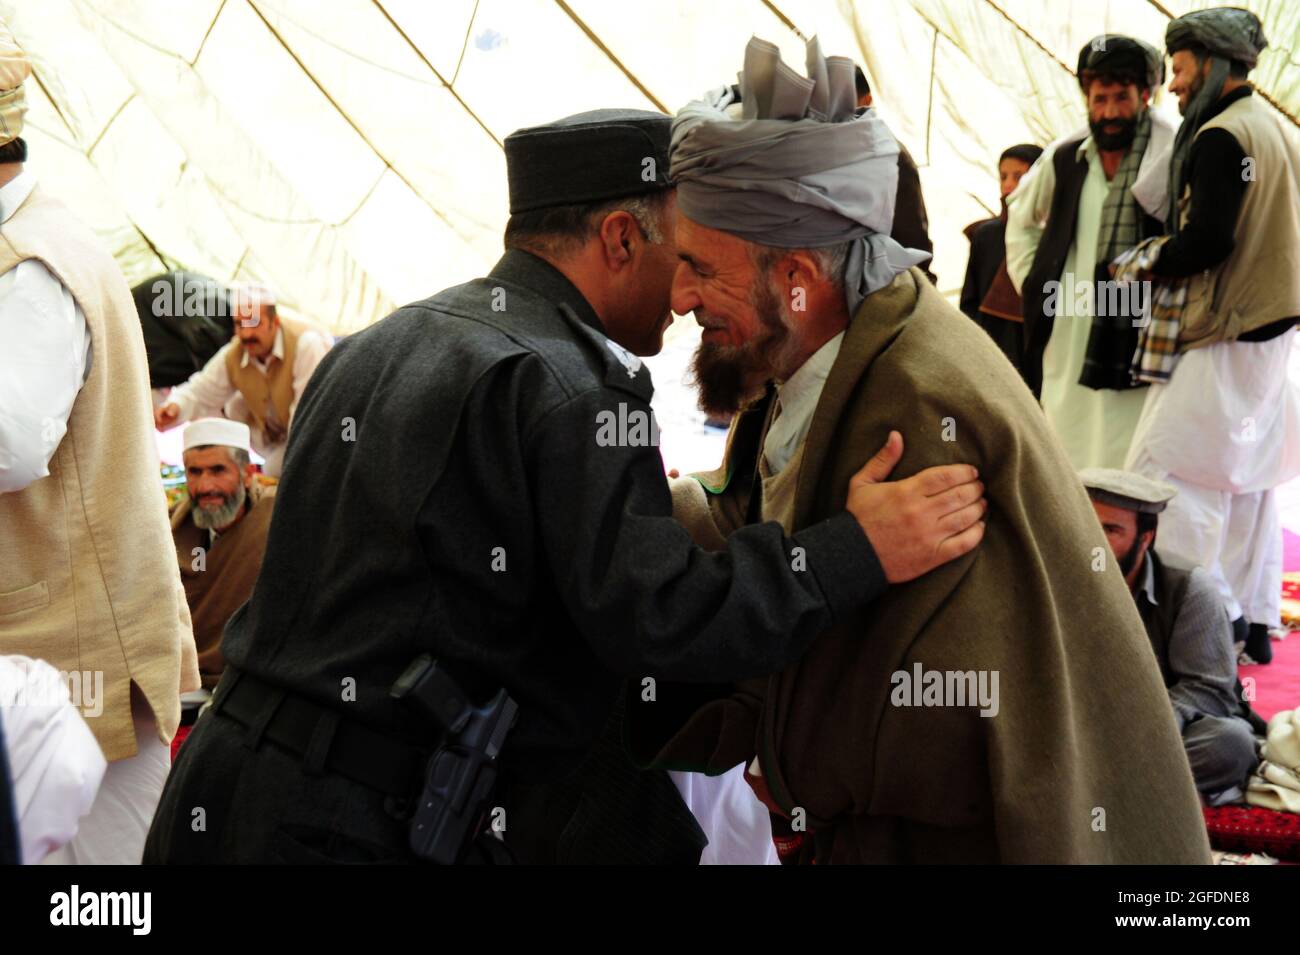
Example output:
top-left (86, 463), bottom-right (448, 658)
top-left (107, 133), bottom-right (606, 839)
top-left (792, 511), bottom-right (887, 620)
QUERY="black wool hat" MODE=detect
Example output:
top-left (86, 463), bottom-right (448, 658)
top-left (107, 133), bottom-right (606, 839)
top-left (1077, 35), bottom-right (1165, 91)
top-left (504, 108), bottom-right (673, 214)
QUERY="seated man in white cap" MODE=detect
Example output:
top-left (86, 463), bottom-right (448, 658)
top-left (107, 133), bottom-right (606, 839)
top-left (154, 285), bottom-right (331, 476)
top-left (1124, 7), bottom-right (1300, 668)
top-left (172, 418), bottom-right (276, 691)
top-left (1082, 467), bottom-right (1260, 806)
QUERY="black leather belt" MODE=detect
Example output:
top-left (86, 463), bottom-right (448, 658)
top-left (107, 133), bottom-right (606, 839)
top-left (212, 668), bottom-right (433, 798)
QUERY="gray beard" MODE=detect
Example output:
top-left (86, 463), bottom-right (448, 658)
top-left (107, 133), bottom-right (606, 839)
top-left (191, 481), bottom-right (247, 532)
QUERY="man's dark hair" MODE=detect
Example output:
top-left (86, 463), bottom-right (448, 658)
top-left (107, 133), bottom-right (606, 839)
top-left (503, 191), bottom-right (669, 257)
top-left (1000, 143), bottom-right (1044, 167)
top-left (1136, 510), bottom-right (1159, 542)
top-left (0, 137), bottom-right (28, 165)
top-left (854, 65), bottom-right (871, 99)
top-left (1168, 42), bottom-right (1249, 79)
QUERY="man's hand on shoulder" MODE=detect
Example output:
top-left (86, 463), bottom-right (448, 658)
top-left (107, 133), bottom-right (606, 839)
top-left (845, 431), bottom-right (986, 583)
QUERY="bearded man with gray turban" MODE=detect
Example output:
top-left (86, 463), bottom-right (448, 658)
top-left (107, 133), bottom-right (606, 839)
top-left (629, 37), bottom-right (1210, 864)
top-left (1124, 6), bottom-right (1300, 668)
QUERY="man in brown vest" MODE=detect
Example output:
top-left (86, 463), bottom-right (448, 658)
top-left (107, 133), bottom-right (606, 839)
top-left (172, 418), bottom-right (276, 691)
top-left (154, 285), bottom-right (331, 477)
top-left (0, 20), bottom-right (199, 863)
top-left (1082, 468), bottom-right (1259, 805)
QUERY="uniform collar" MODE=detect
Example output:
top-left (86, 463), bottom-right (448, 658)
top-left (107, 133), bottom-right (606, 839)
top-left (488, 250), bottom-right (607, 337)
top-left (0, 171), bottom-right (35, 224)
top-left (241, 325), bottom-right (285, 370)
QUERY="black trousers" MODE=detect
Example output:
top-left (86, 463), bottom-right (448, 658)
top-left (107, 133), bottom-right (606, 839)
top-left (145, 693), bottom-right (706, 865)
top-left (144, 707), bottom-right (415, 864)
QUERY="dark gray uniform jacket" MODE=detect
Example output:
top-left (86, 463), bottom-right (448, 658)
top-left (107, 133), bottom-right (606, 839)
top-left (159, 250), bottom-right (883, 861)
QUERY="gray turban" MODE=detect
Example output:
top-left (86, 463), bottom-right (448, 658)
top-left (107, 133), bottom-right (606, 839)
top-left (1167, 6), bottom-right (1268, 70)
top-left (669, 36), bottom-right (930, 316)
top-left (1166, 7), bottom-right (1269, 234)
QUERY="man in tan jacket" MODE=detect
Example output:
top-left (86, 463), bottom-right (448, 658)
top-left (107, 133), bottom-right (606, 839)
top-left (154, 285), bottom-right (330, 477)
top-left (629, 37), bottom-right (1210, 864)
top-left (0, 21), bottom-right (199, 863)
top-left (1124, 8), bottom-right (1300, 667)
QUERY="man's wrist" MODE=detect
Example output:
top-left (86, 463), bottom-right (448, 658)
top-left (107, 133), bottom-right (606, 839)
top-left (792, 510), bottom-right (887, 620)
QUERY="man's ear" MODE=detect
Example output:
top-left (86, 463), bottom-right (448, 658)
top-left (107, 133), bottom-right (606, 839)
top-left (782, 250), bottom-right (823, 311)
top-left (1140, 87), bottom-right (1152, 106)
top-left (597, 211), bottom-right (637, 271)
top-left (244, 463), bottom-right (258, 488)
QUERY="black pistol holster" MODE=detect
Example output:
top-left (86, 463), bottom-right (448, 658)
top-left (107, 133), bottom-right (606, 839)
top-left (390, 655), bottom-right (519, 865)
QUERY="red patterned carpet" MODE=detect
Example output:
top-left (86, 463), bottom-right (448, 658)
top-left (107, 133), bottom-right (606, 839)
top-left (1249, 529), bottom-right (1300, 721)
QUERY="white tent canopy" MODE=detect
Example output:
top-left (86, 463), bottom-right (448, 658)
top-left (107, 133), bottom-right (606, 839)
top-left (3, 0), bottom-right (1297, 333)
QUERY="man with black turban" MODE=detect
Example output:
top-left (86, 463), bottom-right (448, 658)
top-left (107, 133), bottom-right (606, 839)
top-left (1006, 35), bottom-right (1173, 470)
top-left (1124, 6), bottom-right (1300, 667)
top-left (628, 36), bottom-right (1209, 864)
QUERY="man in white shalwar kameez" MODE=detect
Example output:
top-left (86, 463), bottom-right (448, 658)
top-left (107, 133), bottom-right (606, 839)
top-left (1006, 36), bottom-right (1174, 470)
top-left (1123, 8), bottom-right (1300, 662)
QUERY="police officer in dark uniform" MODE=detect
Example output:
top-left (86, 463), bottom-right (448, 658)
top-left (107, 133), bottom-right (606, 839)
top-left (144, 110), bottom-right (986, 864)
